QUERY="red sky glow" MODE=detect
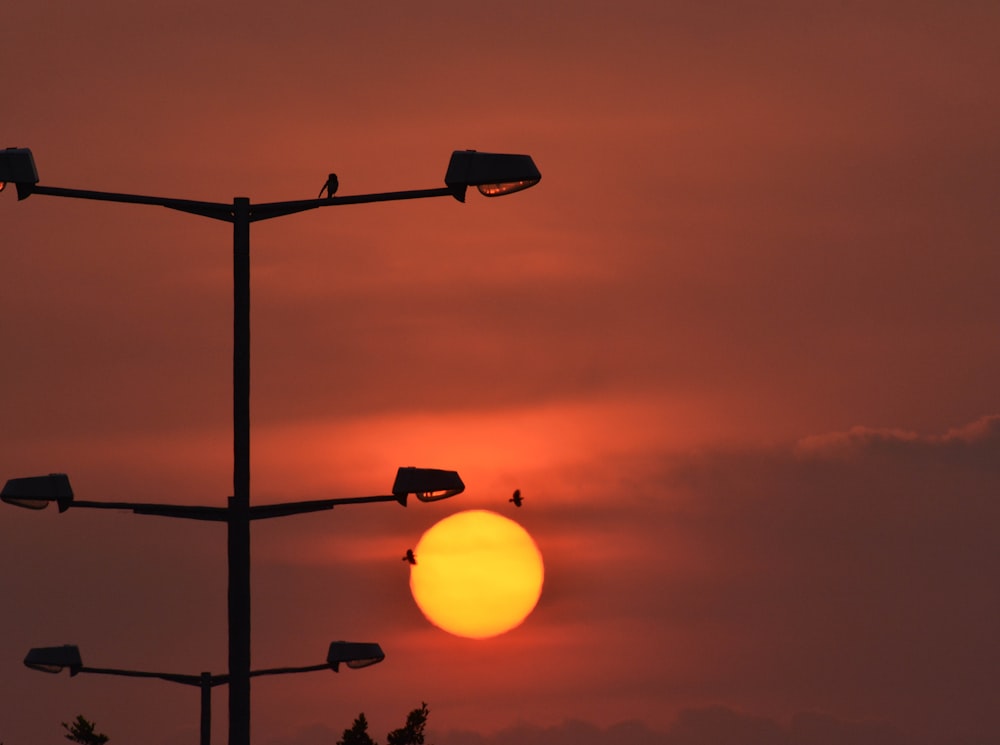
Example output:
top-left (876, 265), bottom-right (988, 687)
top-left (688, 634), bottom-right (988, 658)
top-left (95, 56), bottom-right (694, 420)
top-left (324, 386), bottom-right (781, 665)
top-left (3, 3), bottom-right (999, 745)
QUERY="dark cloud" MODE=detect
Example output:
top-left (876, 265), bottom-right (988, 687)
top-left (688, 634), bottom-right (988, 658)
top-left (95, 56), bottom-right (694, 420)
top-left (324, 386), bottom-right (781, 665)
top-left (507, 416), bottom-right (1000, 743)
top-left (432, 708), bottom-right (913, 745)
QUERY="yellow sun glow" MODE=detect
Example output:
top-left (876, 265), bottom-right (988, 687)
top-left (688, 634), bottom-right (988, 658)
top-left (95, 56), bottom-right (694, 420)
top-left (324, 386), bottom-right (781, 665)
top-left (409, 510), bottom-right (544, 639)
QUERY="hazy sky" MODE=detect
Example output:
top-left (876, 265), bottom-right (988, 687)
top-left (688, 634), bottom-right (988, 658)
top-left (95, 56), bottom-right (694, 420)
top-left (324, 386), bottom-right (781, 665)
top-left (3, 2), bottom-right (999, 745)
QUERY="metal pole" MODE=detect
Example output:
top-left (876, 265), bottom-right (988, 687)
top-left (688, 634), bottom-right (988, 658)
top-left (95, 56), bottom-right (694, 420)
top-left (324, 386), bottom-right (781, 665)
top-left (229, 197), bottom-right (252, 745)
top-left (200, 672), bottom-right (213, 745)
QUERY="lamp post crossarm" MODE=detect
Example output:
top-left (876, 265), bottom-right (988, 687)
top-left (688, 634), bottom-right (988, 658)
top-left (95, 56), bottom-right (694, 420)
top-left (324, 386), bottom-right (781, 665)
top-left (53, 494), bottom-right (402, 521)
top-left (248, 493), bottom-right (405, 520)
top-left (68, 499), bottom-right (229, 521)
top-left (23, 183), bottom-right (456, 223)
top-left (249, 187), bottom-right (454, 222)
top-left (247, 662), bottom-right (331, 679)
top-left (80, 665), bottom-right (222, 687)
top-left (83, 662), bottom-right (340, 683)
top-left (26, 184), bottom-right (233, 221)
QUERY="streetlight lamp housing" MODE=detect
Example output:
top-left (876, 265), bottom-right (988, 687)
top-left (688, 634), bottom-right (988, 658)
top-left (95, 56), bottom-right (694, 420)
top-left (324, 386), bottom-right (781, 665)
top-left (392, 467), bottom-right (464, 502)
top-left (444, 150), bottom-right (540, 202)
top-left (326, 641), bottom-right (384, 671)
top-left (24, 645), bottom-right (83, 676)
top-left (1, 473), bottom-right (73, 511)
top-left (0, 147), bottom-right (38, 200)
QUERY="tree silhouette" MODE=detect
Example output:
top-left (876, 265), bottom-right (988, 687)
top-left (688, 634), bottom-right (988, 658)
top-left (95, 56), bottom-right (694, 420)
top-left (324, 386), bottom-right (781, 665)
top-left (62, 716), bottom-right (109, 745)
top-left (386, 703), bottom-right (430, 745)
top-left (338, 703), bottom-right (431, 745)
top-left (337, 712), bottom-right (378, 745)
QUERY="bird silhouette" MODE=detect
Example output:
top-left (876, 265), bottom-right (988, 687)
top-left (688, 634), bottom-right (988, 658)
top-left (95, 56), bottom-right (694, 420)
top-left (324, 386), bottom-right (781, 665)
top-left (509, 489), bottom-right (523, 507)
top-left (402, 549), bottom-right (417, 565)
top-left (318, 173), bottom-right (339, 198)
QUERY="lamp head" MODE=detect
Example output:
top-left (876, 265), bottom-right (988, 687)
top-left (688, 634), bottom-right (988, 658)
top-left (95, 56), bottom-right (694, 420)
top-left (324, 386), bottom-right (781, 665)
top-left (24, 645), bottom-right (83, 676)
top-left (444, 150), bottom-right (540, 202)
top-left (1, 473), bottom-right (74, 511)
top-left (0, 147), bottom-right (39, 200)
top-left (326, 641), bottom-right (385, 672)
top-left (392, 467), bottom-right (464, 503)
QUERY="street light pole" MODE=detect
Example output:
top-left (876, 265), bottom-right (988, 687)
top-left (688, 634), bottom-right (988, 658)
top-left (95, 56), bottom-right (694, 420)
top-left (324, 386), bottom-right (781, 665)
top-left (200, 671), bottom-right (213, 745)
top-left (1, 147), bottom-right (540, 745)
top-left (231, 196), bottom-right (253, 745)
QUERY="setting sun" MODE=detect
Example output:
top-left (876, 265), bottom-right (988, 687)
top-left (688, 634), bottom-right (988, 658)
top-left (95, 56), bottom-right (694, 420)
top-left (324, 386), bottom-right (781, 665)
top-left (409, 509), bottom-right (544, 639)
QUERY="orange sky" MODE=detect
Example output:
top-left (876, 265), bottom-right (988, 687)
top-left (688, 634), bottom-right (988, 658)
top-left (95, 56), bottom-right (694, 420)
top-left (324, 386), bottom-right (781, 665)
top-left (3, 2), bottom-right (999, 745)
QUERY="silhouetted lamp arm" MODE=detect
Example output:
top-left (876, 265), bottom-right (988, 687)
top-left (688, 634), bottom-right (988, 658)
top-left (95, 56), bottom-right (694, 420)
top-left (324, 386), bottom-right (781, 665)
top-left (0, 474), bottom-right (228, 520)
top-left (24, 642), bottom-right (384, 745)
top-left (24, 641), bottom-right (384, 681)
top-left (1, 467), bottom-right (464, 519)
top-left (235, 467), bottom-right (468, 518)
top-left (1, 147), bottom-right (540, 214)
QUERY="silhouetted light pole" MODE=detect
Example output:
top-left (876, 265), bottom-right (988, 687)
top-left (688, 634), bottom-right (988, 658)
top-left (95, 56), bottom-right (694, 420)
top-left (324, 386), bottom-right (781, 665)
top-left (1, 146), bottom-right (540, 745)
top-left (24, 642), bottom-right (385, 745)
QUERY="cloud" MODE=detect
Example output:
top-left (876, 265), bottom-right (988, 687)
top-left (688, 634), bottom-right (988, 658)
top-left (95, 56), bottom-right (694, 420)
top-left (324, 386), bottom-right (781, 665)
top-left (430, 708), bottom-right (911, 745)
top-left (505, 416), bottom-right (1000, 742)
top-left (652, 417), bottom-right (1000, 740)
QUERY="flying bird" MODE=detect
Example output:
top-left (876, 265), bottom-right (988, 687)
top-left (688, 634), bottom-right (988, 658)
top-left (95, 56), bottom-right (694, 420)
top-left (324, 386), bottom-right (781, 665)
top-left (509, 489), bottom-right (523, 508)
top-left (402, 549), bottom-right (417, 565)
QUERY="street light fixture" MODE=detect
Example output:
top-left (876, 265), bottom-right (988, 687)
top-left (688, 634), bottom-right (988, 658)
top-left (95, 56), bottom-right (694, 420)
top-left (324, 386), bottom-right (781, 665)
top-left (24, 642), bottom-right (384, 745)
top-left (24, 644), bottom-right (84, 675)
top-left (324, 641), bottom-right (385, 671)
top-left (1, 145), bottom-right (539, 745)
top-left (444, 149), bottom-right (541, 201)
top-left (0, 147), bottom-right (38, 199)
top-left (391, 466), bottom-right (465, 502)
top-left (0, 473), bottom-right (72, 511)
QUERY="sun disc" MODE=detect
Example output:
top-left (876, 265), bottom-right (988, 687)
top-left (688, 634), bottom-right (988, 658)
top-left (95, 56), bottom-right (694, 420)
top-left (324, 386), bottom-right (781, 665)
top-left (409, 509), bottom-right (544, 639)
